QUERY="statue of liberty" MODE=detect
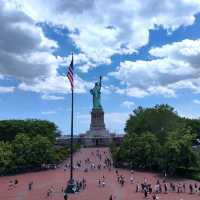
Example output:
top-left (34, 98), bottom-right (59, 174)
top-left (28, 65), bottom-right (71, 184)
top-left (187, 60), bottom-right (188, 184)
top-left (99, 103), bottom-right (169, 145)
top-left (90, 76), bottom-right (102, 109)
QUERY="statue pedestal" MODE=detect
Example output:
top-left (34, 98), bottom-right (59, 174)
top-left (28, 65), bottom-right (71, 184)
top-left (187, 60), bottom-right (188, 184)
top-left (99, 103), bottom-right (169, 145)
top-left (83, 108), bottom-right (111, 146)
top-left (90, 108), bottom-right (105, 131)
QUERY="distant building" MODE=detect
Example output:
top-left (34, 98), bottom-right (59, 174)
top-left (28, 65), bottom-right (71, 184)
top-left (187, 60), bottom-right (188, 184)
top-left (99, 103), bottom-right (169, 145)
top-left (56, 133), bottom-right (124, 147)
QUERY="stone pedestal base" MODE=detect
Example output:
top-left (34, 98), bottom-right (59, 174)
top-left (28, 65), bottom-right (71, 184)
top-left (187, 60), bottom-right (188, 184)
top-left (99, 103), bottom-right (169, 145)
top-left (82, 108), bottom-right (111, 147)
top-left (90, 108), bottom-right (105, 131)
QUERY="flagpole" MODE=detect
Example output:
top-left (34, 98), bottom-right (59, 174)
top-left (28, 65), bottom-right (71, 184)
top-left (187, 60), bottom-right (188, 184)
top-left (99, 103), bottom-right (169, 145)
top-left (65, 53), bottom-right (76, 194)
top-left (70, 67), bottom-right (74, 182)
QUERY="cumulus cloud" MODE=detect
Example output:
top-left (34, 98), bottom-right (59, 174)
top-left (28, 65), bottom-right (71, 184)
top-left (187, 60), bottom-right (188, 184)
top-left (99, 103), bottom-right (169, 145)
top-left (41, 94), bottom-right (64, 101)
top-left (0, 86), bottom-right (15, 93)
top-left (0, 1), bottom-right (58, 82)
top-left (150, 39), bottom-right (200, 94)
top-left (14, 0), bottom-right (200, 72)
top-left (2, 0), bottom-right (200, 98)
top-left (147, 86), bottom-right (176, 98)
top-left (111, 38), bottom-right (200, 98)
top-left (121, 101), bottom-right (135, 109)
top-left (111, 59), bottom-right (195, 88)
top-left (170, 78), bottom-right (200, 94)
top-left (105, 112), bottom-right (129, 125)
top-left (19, 75), bottom-right (93, 94)
top-left (41, 110), bottom-right (57, 115)
top-left (193, 99), bottom-right (200, 105)
top-left (0, 0), bottom-right (92, 96)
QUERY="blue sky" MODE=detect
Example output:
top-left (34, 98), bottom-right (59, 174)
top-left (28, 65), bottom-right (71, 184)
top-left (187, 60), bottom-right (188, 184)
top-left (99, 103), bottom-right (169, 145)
top-left (1, 0), bottom-right (200, 134)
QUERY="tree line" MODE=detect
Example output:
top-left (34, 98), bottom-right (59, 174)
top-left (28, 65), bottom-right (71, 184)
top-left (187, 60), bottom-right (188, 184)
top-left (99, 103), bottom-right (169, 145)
top-left (111, 104), bottom-right (200, 180)
top-left (0, 119), bottom-right (70, 175)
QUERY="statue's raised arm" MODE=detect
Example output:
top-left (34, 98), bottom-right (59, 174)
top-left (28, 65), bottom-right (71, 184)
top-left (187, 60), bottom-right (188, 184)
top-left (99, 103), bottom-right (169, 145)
top-left (99, 76), bottom-right (102, 88)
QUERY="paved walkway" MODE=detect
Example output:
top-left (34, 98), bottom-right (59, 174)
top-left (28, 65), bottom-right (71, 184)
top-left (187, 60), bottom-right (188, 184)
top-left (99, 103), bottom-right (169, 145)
top-left (0, 147), bottom-right (199, 200)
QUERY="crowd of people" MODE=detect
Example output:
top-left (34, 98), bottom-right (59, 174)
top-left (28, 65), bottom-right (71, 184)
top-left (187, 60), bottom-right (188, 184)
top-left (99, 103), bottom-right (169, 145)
top-left (8, 179), bottom-right (35, 191)
top-left (63, 148), bottom-right (200, 200)
top-left (136, 178), bottom-right (200, 197)
top-left (113, 169), bottom-right (200, 199)
top-left (64, 149), bottom-right (112, 173)
top-left (6, 148), bottom-right (200, 200)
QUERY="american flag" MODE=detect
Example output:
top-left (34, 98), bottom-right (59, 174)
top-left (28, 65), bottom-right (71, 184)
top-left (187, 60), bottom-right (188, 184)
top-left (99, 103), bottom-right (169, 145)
top-left (67, 54), bottom-right (74, 89)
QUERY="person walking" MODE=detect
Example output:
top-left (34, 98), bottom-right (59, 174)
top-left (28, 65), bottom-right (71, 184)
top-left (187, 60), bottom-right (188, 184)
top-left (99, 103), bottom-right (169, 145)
top-left (47, 188), bottom-right (51, 197)
top-left (198, 185), bottom-right (200, 195)
top-left (14, 179), bottom-right (18, 186)
top-left (130, 176), bottom-right (134, 184)
top-left (136, 183), bottom-right (140, 192)
top-left (8, 180), bottom-right (15, 190)
top-left (144, 186), bottom-right (148, 198)
top-left (189, 184), bottom-right (193, 194)
top-left (102, 180), bottom-right (106, 187)
top-left (64, 192), bottom-right (68, 200)
top-left (28, 181), bottom-right (33, 191)
top-left (164, 183), bottom-right (167, 194)
top-left (98, 179), bottom-right (101, 187)
top-left (152, 193), bottom-right (156, 200)
top-left (183, 183), bottom-right (186, 193)
top-left (155, 195), bottom-right (160, 200)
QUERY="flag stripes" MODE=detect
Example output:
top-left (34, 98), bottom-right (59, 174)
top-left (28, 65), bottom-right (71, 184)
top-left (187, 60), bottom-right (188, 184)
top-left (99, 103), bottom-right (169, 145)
top-left (67, 55), bottom-right (74, 89)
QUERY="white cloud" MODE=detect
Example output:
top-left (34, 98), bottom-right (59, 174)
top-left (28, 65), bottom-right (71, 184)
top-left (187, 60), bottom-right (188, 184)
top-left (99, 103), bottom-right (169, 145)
top-left (111, 59), bottom-right (195, 88)
top-left (41, 94), bottom-right (64, 101)
top-left (193, 99), bottom-right (200, 105)
top-left (0, 1), bottom-right (92, 97)
top-left (111, 38), bottom-right (200, 98)
top-left (13, 0), bottom-right (200, 72)
top-left (121, 101), bottom-right (135, 109)
top-left (113, 86), bottom-right (148, 98)
top-left (126, 87), bottom-right (149, 98)
top-left (149, 39), bottom-right (200, 94)
top-left (2, 0), bottom-right (200, 98)
top-left (150, 39), bottom-right (200, 59)
top-left (41, 110), bottom-right (57, 115)
top-left (169, 78), bottom-right (200, 94)
top-left (0, 86), bottom-right (15, 93)
top-left (147, 86), bottom-right (176, 98)
top-left (19, 75), bottom-right (92, 94)
top-left (0, 1), bottom-right (58, 82)
top-left (64, 53), bottom-right (102, 73)
top-left (105, 112), bottom-right (129, 132)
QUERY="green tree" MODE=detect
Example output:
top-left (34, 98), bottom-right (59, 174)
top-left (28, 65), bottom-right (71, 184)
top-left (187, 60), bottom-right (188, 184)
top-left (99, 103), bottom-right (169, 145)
top-left (12, 133), bottom-right (33, 171)
top-left (114, 132), bottom-right (161, 170)
top-left (183, 118), bottom-right (200, 139)
top-left (0, 141), bottom-right (13, 174)
top-left (112, 104), bottom-right (200, 178)
top-left (125, 104), bottom-right (182, 142)
top-left (0, 122), bottom-right (72, 175)
top-left (30, 135), bottom-right (56, 166)
top-left (0, 119), bottom-right (60, 142)
top-left (136, 132), bottom-right (161, 169)
top-left (163, 128), bottom-right (199, 175)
